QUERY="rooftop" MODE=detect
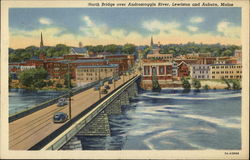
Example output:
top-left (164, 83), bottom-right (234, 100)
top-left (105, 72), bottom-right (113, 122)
top-left (77, 64), bottom-right (119, 69)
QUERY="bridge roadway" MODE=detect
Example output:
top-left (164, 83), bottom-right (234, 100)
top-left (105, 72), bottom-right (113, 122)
top-left (9, 74), bottom-right (136, 150)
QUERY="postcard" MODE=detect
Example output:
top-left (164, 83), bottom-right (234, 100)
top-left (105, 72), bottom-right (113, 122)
top-left (0, 0), bottom-right (249, 159)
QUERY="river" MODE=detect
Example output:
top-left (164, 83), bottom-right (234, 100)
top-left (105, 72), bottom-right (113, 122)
top-left (76, 89), bottom-right (241, 150)
top-left (9, 88), bottom-right (241, 150)
top-left (9, 88), bottom-right (66, 115)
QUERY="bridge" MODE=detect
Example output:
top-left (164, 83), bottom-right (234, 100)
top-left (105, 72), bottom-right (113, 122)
top-left (9, 73), bottom-right (141, 150)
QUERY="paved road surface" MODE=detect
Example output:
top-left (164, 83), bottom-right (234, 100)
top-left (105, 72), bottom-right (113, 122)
top-left (9, 74), bottom-right (134, 150)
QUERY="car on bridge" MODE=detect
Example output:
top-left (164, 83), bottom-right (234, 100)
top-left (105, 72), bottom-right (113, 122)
top-left (94, 85), bottom-right (100, 91)
top-left (100, 89), bottom-right (108, 94)
top-left (57, 98), bottom-right (68, 107)
top-left (108, 79), bottom-right (113, 84)
top-left (104, 85), bottom-right (110, 90)
top-left (53, 112), bottom-right (68, 123)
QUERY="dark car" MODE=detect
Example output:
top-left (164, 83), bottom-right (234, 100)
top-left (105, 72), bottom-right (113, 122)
top-left (94, 85), bottom-right (100, 91)
top-left (104, 85), bottom-right (110, 90)
top-left (100, 89), bottom-right (108, 94)
top-left (108, 79), bottom-right (113, 84)
top-left (99, 81), bottom-right (104, 86)
top-left (114, 77), bottom-right (120, 81)
top-left (53, 112), bottom-right (68, 123)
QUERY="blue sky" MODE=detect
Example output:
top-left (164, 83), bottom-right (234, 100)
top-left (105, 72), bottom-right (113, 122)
top-left (9, 8), bottom-right (241, 48)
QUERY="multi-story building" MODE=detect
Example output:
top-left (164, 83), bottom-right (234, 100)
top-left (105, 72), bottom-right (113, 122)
top-left (177, 61), bottom-right (189, 78)
top-left (142, 59), bottom-right (173, 89)
top-left (104, 54), bottom-right (135, 73)
top-left (147, 53), bottom-right (173, 62)
top-left (75, 64), bottom-right (119, 87)
top-left (172, 61), bottom-right (178, 78)
top-left (190, 64), bottom-right (210, 79)
top-left (210, 64), bottom-right (242, 79)
top-left (44, 59), bottom-right (109, 79)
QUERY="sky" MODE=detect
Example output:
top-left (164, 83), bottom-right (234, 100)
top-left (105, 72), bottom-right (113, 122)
top-left (9, 7), bottom-right (241, 49)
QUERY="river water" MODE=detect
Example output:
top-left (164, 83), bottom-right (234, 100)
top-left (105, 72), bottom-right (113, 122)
top-left (77, 89), bottom-right (241, 150)
top-left (9, 88), bottom-right (66, 115)
top-left (9, 88), bottom-right (241, 150)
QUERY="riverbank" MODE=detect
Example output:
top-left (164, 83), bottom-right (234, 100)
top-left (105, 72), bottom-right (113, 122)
top-left (140, 79), bottom-right (241, 90)
top-left (9, 80), bottom-right (71, 91)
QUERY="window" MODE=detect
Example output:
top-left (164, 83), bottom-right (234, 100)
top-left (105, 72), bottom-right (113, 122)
top-left (159, 66), bottom-right (165, 75)
top-left (144, 66), bottom-right (150, 75)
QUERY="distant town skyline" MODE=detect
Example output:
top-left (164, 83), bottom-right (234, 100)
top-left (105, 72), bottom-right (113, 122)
top-left (9, 7), bottom-right (241, 49)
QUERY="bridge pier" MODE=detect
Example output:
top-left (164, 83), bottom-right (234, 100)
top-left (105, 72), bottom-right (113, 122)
top-left (61, 137), bottom-right (82, 150)
top-left (77, 111), bottom-right (111, 136)
top-left (105, 98), bottom-right (122, 115)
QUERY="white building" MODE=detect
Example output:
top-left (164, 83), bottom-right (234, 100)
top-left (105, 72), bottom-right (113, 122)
top-left (76, 64), bottom-right (119, 87)
top-left (190, 64), bottom-right (210, 79)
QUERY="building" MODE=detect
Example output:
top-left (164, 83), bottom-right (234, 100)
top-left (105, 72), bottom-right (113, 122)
top-left (142, 59), bottom-right (173, 89)
top-left (210, 64), bottom-right (242, 79)
top-left (76, 64), bottom-right (119, 87)
top-left (177, 61), bottom-right (190, 78)
top-left (172, 61), bottom-right (178, 78)
top-left (190, 64), bottom-right (210, 79)
top-left (147, 53), bottom-right (173, 62)
top-left (104, 54), bottom-right (135, 73)
top-left (44, 59), bottom-right (108, 79)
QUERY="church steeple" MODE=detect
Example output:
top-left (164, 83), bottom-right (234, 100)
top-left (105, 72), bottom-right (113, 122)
top-left (150, 36), bottom-right (153, 47)
top-left (40, 32), bottom-right (44, 48)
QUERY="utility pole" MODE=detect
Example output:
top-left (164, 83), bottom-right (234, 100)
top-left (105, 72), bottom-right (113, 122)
top-left (113, 72), bottom-right (115, 89)
top-left (99, 68), bottom-right (101, 99)
top-left (67, 63), bottom-right (72, 120)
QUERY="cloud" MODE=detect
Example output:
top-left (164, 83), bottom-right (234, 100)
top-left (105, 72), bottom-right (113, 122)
top-left (82, 16), bottom-right (94, 27)
top-left (142, 20), bottom-right (180, 33)
top-left (39, 17), bottom-right (53, 25)
top-left (187, 26), bottom-right (199, 32)
top-left (10, 17), bottom-right (241, 49)
top-left (190, 17), bottom-right (204, 23)
top-left (217, 21), bottom-right (240, 38)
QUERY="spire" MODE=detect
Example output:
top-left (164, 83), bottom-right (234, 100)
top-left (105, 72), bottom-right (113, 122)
top-left (40, 32), bottom-right (44, 48)
top-left (150, 36), bottom-right (153, 47)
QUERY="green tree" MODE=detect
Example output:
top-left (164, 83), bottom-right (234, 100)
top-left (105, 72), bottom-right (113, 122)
top-left (122, 43), bottom-right (136, 54)
top-left (221, 49), bottom-right (233, 56)
top-left (104, 44), bottom-right (119, 54)
top-left (232, 80), bottom-right (241, 90)
top-left (203, 84), bottom-right (210, 91)
top-left (182, 78), bottom-right (191, 90)
top-left (34, 80), bottom-right (46, 89)
top-left (18, 68), bottom-right (48, 88)
top-left (222, 78), bottom-right (231, 90)
top-left (192, 79), bottom-right (201, 90)
top-left (64, 73), bottom-right (73, 88)
top-left (152, 68), bottom-right (161, 92)
top-left (56, 83), bottom-right (63, 88)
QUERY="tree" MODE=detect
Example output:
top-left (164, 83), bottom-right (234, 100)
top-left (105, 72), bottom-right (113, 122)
top-left (203, 84), bottom-right (210, 91)
top-left (56, 83), bottom-right (63, 88)
top-left (64, 73), bottom-right (73, 88)
top-left (34, 80), bottom-right (46, 89)
top-left (18, 68), bottom-right (48, 88)
top-left (122, 44), bottom-right (136, 54)
top-left (232, 80), bottom-right (241, 90)
top-left (152, 68), bottom-right (161, 92)
top-left (221, 49), bottom-right (233, 57)
top-left (192, 79), bottom-right (201, 90)
top-left (222, 78), bottom-right (231, 90)
top-left (104, 44), bottom-right (119, 54)
top-left (182, 78), bottom-right (191, 90)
